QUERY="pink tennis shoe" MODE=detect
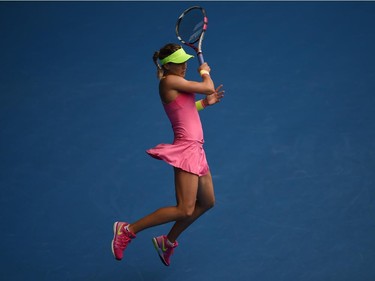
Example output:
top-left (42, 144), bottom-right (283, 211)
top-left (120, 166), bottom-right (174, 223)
top-left (152, 235), bottom-right (178, 266)
top-left (111, 222), bottom-right (136, 261)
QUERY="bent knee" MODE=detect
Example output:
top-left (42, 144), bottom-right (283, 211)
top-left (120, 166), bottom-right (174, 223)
top-left (201, 198), bottom-right (215, 210)
top-left (177, 205), bottom-right (195, 219)
top-left (207, 199), bottom-right (215, 209)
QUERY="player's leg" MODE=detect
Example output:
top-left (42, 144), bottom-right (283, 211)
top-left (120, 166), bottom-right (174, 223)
top-left (128, 168), bottom-right (199, 234)
top-left (152, 167), bottom-right (200, 265)
top-left (166, 170), bottom-right (215, 242)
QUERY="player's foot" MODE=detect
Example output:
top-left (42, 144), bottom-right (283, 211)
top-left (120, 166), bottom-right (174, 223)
top-left (152, 235), bottom-right (178, 266)
top-left (111, 222), bottom-right (136, 261)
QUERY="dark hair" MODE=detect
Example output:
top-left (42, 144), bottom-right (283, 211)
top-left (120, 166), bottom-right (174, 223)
top-left (153, 43), bottom-right (182, 80)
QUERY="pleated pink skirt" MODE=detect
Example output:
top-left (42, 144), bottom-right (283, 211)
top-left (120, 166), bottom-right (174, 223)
top-left (146, 139), bottom-right (209, 176)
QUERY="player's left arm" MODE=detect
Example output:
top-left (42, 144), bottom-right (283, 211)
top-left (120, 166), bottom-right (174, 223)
top-left (196, 84), bottom-right (224, 110)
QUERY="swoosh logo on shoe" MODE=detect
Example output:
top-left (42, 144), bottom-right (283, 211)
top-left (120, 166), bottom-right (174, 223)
top-left (161, 239), bottom-right (168, 252)
top-left (117, 223), bottom-right (124, 235)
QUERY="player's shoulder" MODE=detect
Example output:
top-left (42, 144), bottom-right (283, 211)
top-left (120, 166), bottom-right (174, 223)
top-left (163, 74), bottom-right (185, 82)
top-left (161, 74), bottom-right (187, 88)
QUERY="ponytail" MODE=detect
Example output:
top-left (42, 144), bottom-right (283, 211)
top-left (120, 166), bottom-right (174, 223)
top-left (153, 43), bottom-right (181, 80)
top-left (152, 51), bottom-right (164, 80)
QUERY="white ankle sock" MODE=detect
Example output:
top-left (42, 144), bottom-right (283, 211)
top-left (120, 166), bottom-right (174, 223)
top-left (166, 238), bottom-right (175, 247)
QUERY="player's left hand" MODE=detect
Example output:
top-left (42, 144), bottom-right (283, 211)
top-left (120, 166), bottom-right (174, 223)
top-left (206, 84), bottom-right (224, 106)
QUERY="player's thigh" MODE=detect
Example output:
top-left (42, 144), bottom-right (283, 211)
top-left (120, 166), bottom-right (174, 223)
top-left (174, 167), bottom-right (199, 208)
top-left (197, 171), bottom-right (215, 207)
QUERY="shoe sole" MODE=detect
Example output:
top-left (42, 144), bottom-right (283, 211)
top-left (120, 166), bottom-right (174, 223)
top-left (152, 237), bottom-right (169, 266)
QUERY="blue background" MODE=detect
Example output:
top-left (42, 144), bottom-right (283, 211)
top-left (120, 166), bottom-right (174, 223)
top-left (1, 1), bottom-right (375, 280)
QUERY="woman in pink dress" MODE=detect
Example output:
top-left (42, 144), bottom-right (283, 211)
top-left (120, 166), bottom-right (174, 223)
top-left (111, 43), bottom-right (224, 266)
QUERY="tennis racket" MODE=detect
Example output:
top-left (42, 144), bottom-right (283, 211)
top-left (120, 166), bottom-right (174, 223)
top-left (176, 6), bottom-right (208, 65)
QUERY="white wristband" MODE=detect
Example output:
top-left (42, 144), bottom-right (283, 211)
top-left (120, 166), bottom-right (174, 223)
top-left (199, 70), bottom-right (210, 77)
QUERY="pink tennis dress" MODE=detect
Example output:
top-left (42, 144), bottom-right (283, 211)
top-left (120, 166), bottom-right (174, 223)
top-left (146, 92), bottom-right (209, 176)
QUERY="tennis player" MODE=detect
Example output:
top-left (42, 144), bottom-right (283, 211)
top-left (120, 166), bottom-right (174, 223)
top-left (112, 43), bottom-right (224, 266)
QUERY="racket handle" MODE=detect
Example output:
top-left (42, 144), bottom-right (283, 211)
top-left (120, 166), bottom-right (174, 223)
top-left (197, 52), bottom-right (205, 65)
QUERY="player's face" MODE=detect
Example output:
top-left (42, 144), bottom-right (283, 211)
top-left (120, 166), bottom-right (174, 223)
top-left (167, 62), bottom-right (187, 77)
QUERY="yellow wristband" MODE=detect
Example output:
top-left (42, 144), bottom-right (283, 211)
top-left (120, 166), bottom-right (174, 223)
top-left (199, 70), bottom-right (210, 77)
top-left (195, 99), bottom-right (206, 111)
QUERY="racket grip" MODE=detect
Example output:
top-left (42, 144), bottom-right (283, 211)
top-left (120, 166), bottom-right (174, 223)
top-left (197, 52), bottom-right (205, 65)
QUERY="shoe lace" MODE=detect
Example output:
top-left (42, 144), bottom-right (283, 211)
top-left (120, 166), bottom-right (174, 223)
top-left (163, 242), bottom-right (177, 257)
top-left (165, 247), bottom-right (174, 256)
top-left (115, 233), bottom-right (132, 250)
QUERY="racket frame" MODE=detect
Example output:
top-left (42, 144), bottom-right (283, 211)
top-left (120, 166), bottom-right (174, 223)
top-left (176, 6), bottom-right (208, 65)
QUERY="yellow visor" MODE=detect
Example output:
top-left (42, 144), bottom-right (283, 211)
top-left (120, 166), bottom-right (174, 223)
top-left (160, 48), bottom-right (194, 65)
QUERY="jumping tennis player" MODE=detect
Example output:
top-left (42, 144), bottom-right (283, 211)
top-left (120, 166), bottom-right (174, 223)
top-left (111, 43), bottom-right (224, 266)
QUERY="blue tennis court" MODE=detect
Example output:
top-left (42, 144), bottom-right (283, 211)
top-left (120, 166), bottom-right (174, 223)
top-left (1, 1), bottom-right (375, 280)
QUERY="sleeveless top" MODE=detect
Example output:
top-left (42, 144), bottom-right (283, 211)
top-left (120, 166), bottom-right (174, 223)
top-left (146, 92), bottom-right (209, 176)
